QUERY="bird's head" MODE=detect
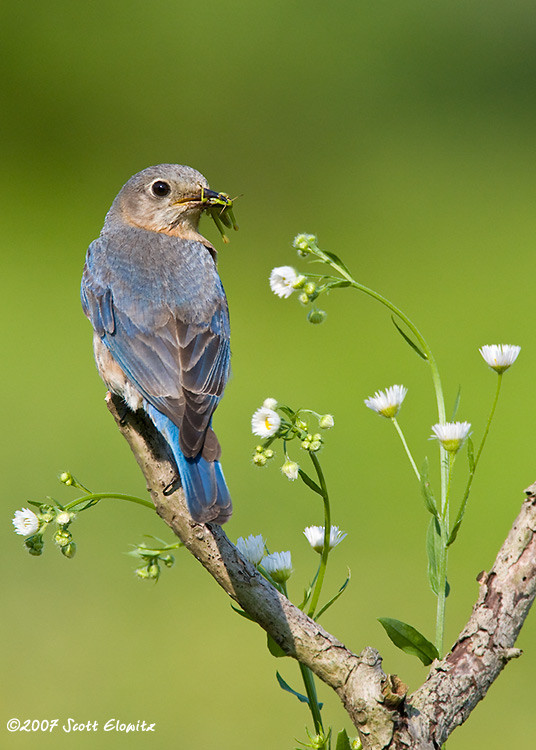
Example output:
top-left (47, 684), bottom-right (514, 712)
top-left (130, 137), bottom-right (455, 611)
top-left (108, 164), bottom-right (236, 241)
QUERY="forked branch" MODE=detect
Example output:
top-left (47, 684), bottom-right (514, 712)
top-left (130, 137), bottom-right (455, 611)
top-left (107, 393), bottom-right (536, 750)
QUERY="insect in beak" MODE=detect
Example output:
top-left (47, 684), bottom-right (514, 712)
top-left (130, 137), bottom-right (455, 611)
top-left (200, 187), bottom-right (239, 243)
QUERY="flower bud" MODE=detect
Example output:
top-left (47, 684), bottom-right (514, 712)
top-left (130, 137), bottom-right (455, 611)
top-left (263, 448), bottom-right (274, 459)
top-left (56, 511), bottom-right (72, 527)
top-left (307, 308), bottom-right (327, 325)
top-left (40, 505), bottom-right (56, 523)
top-left (54, 529), bottom-right (72, 548)
top-left (319, 414), bottom-right (334, 429)
top-left (162, 555), bottom-right (175, 568)
top-left (135, 567), bottom-right (152, 580)
top-left (281, 460), bottom-right (299, 480)
top-left (293, 233), bottom-right (317, 255)
top-left (298, 292), bottom-right (309, 305)
top-left (253, 453), bottom-right (267, 466)
top-left (59, 472), bottom-right (73, 486)
top-left (25, 535), bottom-right (44, 556)
top-left (61, 542), bottom-right (77, 559)
top-left (304, 281), bottom-right (317, 296)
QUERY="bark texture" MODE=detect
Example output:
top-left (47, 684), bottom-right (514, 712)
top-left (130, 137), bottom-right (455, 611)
top-left (107, 393), bottom-right (536, 749)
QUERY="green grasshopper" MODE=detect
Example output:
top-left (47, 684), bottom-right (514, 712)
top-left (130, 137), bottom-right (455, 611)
top-left (201, 186), bottom-right (239, 243)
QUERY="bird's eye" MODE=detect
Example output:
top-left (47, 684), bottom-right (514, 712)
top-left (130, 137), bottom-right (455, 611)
top-left (151, 180), bottom-right (171, 197)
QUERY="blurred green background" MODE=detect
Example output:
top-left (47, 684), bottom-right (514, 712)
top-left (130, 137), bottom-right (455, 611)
top-left (1, 1), bottom-right (535, 747)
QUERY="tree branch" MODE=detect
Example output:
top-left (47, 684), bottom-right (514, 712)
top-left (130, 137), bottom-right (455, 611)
top-left (106, 393), bottom-right (536, 749)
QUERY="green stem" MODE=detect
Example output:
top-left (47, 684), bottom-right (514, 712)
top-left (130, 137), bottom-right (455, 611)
top-left (315, 250), bottom-right (446, 424)
top-left (392, 417), bottom-right (420, 481)
top-left (435, 523), bottom-right (448, 656)
top-left (298, 662), bottom-right (324, 736)
top-left (280, 579), bottom-right (324, 737)
top-left (435, 453), bottom-right (455, 655)
top-left (317, 248), bottom-right (450, 602)
top-left (306, 453), bottom-right (331, 619)
top-left (475, 372), bottom-right (503, 468)
top-left (64, 493), bottom-right (154, 511)
top-left (449, 373), bottom-right (503, 545)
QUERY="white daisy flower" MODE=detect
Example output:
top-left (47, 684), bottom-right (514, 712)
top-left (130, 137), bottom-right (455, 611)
top-left (12, 508), bottom-right (40, 536)
top-left (252, 406), bottom-right (281, 438)
top-left (479, 344), bottom-right (521, 374)
top-left (281, 460), bottom-right (299, 481)
top-left (263, 397), bottom-right (278, 410)
top-left (303, 525), bottom-right (347, 554)
top-left (364, 385), bottom-right (407, 418)
top-left (269, 266), bottom-right (299, 298)
top-left (262, 551), bottom-right (293, 582)
top-left (236, 534), bottom-right (266, 565)
top-left (430, 421), bottom-right (472, 453)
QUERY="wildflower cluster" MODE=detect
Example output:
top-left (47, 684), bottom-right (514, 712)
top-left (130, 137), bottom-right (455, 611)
top-left (12, 471), bottom-right (156, 568)
top-left (233, 523), bottom-right (350, 749)
top-left (251, 398), bottom-right (334, 480)
top-left (236, 534), bottom-right (294, 583)
top-left (269, 235), bottom-right (334, 325)
top-left (128, 537), bottom-right (181, 581)
top-left (269, 234), bottom-right (360, 325)
top-left (269, 231), bottom-right (524, 665)
top-left (245, 397), bottom-right (349, 748)
top-left (12, 502), bottom-right (76, 558)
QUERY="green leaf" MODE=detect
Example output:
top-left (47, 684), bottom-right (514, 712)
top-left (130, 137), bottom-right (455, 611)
top-left (450, 386), bottom-right (462, 421)
top-left (321, 250), bottom-right (351, 274)
top-left (448, 441), bottom-right (475, 548)
top-left (326, 279), bottom-right (351, 290)
top-left (298, 469), bottom-right (324, 496)
top-left (426, 517), bottom-right (442, 595)
top-left (448, 520), bottom-right (461, 547)
top-left (378, 617), bottom-right (439, 666)
top-left (298, 566), bottom-right (320, 610)
top-left (69, 497), bottom-right (100, 512)
top-left (230, 604), bottom-right (255, 622)
top-left (315, 570), bottom-right (351, 619)
top-left (27, 499), bottom-right (51, 509)
top-left (335, 728), bottom-right (353, 750)
top-left (267, 634), bottom-right (287, 658)
top-left (420, 457), bottom-right (438, 517)
top-left (391, 316), bottom-right (427, 360)
top-left (427, 519), bottom-right (450, 595)
top-left (467, 436), bottom-right (475, 474)
top-left (276, 672), bottom-right (323, 708)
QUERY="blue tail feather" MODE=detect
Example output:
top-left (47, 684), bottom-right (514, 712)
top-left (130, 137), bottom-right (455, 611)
top-left (145, 403), bottom-right (232, 524)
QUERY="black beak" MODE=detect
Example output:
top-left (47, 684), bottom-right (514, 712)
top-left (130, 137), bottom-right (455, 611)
top-left (201, 188), bottom-right (232, 206)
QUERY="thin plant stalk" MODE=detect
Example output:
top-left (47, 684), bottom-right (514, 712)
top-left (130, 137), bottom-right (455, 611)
top-left (392, 417), bottom-right (420, 481)
top-left (64, 492), bottom-right (154, 511)
top-left (313, 245), bottom-right (452, 652)
top-left (435, 453), bottom-right (456, 653)
top-left (450, 373), bottom-right (504, 543)
top-left (306, 452), bottom-right (331, 619)
top-left (281, 580), bottom-right (324, 738)
top-left (299, 662), bottom-right (324, 737)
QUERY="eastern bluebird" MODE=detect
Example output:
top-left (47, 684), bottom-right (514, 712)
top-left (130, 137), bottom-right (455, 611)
top-left (81, 164), bottom-right (232, 524)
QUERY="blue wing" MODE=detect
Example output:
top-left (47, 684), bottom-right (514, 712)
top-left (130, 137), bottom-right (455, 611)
top-left (81, 233), bottom-right (231, 460)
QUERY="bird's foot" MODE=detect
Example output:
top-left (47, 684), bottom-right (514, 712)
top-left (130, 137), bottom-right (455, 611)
top-left (163, 476), bottom-right (182, 496)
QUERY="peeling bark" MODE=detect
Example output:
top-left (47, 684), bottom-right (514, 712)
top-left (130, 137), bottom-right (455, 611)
top-left (106, 394), bottom-right (536, 749)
